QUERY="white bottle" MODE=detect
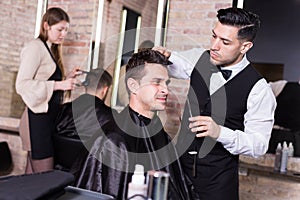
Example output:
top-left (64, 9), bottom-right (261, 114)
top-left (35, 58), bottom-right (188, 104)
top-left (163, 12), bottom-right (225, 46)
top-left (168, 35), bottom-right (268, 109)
top-left (274, 143), bottom-right (282, 171)
top-left (288, 142), bottom-right (294, 157)
top-left (127, 164), bottom-right (147, 200)
top-left (280, 141), bottom-right (289, 173)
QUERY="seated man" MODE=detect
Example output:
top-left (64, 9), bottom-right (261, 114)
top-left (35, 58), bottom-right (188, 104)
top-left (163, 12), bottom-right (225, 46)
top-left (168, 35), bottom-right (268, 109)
top-left (54, 68), bottom-right (117, 170)
top-left (71, 49), bottom-right (191, 200)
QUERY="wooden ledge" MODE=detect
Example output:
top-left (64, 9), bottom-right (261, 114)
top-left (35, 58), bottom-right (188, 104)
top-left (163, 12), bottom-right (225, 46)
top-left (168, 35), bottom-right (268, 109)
top-left (239, 161), bottom-right (300, 182)
top-left (0, 116), bottom-right (19, 134)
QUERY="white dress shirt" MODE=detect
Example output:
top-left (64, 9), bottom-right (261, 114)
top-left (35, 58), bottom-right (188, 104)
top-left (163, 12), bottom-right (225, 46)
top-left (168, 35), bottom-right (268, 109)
top-left (269, 80), bottom-right (288, 97)
top-left (168, 48), bottom-right (277, 157)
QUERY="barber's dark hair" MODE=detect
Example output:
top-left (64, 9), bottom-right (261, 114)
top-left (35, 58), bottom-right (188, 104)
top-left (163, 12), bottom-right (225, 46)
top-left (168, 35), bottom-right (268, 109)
top-left (137, 40), bottom-right (154, 52)
top-left (83, 68), bottom-right (112, 90)
top-left (125, 49), bottom-right (172, 93)
top-left (217, 7), bottom-right (261, 42)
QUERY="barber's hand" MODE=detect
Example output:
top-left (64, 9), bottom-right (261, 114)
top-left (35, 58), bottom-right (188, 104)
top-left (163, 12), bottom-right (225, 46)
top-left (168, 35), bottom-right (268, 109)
top-left (152, 46), bottom-right (171, 58)
top-left (189, 116), bottom-right (221, 139)
top-left (66, 66), bottom-right (82, 79)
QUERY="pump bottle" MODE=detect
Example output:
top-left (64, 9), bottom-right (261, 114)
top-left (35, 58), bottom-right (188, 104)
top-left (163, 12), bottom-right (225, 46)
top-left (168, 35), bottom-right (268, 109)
top-left (127, 164), bottom-right (147, 200)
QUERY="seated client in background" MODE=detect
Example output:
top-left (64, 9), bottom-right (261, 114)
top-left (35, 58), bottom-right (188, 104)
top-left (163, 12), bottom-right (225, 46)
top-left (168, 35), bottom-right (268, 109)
top-left (54, 68), bottom-right (117, 170)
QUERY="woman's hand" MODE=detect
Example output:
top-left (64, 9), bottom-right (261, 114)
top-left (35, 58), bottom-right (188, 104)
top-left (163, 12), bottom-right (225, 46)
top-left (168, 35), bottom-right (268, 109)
top-left (66, 66), bottom-right (82, 79)
top-left (54, 78), bottom-right (80, 91)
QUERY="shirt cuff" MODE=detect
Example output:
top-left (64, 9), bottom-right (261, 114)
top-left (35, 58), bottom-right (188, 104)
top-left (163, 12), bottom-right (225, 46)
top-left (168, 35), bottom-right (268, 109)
top-left (216, 125), bottom-right (235, 145)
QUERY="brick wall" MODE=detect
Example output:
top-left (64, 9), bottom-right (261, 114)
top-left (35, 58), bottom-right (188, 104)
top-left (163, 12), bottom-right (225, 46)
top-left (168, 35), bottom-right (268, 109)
top-left (166, 0), bottom-right (232, 50)
top-left (0, 1), bottom-right (37, 117)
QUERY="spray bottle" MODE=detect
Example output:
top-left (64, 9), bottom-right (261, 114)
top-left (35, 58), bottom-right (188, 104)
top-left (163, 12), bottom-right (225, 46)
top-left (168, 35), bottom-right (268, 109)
top-left (274, 142), bottom-right (282, 171)
top-left (280, 141), bottom-right (289, 173)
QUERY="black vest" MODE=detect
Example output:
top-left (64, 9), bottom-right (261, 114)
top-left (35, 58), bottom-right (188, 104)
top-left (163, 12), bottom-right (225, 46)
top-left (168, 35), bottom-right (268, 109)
top-left (177, 51), bottom-right (262, 200)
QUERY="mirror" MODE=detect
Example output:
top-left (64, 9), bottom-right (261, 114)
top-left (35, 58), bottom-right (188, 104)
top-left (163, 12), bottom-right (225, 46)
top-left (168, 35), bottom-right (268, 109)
top-left (87, 0), bottom-right (170, 109)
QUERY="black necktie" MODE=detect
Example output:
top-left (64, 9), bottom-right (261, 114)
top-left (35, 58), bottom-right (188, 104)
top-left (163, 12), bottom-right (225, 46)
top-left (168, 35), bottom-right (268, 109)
top-left (217, 67), bottom-right (232, 80)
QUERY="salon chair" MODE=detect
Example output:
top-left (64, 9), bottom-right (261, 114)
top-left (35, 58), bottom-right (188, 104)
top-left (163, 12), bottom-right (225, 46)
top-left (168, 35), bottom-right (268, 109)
top-left (53, 134), bottom-right (87, 171)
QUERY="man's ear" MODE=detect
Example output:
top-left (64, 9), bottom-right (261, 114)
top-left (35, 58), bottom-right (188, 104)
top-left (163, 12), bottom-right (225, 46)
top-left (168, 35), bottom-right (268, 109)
top-left (241, 41), bottom-right (253, 54)
top-left (127, 78), bottom-right (139, 94)
top-left (99, 86), bottom-right (109, 100)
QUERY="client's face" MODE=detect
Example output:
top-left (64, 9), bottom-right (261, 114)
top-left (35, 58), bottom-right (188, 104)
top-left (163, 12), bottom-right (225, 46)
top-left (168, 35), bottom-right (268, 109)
top-left (135, 63), bottom-right (169, 113)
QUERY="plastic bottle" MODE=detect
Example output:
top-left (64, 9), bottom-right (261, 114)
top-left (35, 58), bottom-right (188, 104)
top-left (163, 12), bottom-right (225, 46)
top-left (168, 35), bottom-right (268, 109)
top-left (274, 143), bottom-right (282, 171)
top-left (280, 141), bottom-right (289, 173)
top-left (288, 142), bottom-right (294, 157)
top-left (127, 164), bottom-right (147, 200)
